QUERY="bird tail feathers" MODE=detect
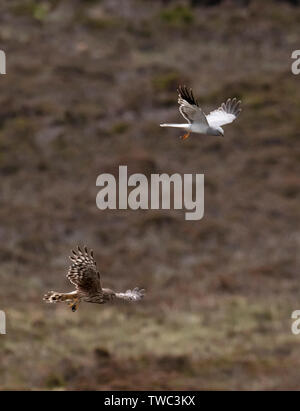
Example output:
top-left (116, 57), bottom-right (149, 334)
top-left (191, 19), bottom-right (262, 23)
top-left (160, 123), bottom-right (188, 128)
top-left (43, 291), bottom-right (77, 303)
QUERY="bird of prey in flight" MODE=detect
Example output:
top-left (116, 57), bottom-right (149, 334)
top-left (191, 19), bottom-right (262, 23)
top-left (43, 246), bottom-right (145, 312)
top-left (160, 85), bottom-right (242, 140)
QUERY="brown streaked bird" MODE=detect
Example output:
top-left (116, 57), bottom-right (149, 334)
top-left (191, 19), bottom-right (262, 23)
top-left (43, 246), bottom-right (145, 312)
top-left (160, 85), bottom-right (242, 140)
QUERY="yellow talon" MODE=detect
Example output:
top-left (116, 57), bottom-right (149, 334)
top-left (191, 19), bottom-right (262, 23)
top-left (181, 132), bottom-right (190, 140)
top-left (68, 297), bottom-right (79, 312)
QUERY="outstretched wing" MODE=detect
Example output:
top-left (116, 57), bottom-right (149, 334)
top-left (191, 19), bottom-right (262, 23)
top-left (115, 287), bottom-right (145, 302)
top-left (177, 85), bottom-right (208, 127)
top-left (206, 98), bottom-right (241, 128)
top-left (67, 246), bottom-right (102, 295)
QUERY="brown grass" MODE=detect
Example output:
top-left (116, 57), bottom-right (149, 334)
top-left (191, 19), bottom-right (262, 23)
top-left (0, 0), bottom-right (299, 390)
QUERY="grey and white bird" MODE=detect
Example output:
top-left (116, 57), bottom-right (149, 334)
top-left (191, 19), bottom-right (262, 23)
top-left (160, 85), bottom-right (242, 140)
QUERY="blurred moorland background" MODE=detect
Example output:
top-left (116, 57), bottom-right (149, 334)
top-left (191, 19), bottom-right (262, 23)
top-left (0, 0), bottom-right (299, 390)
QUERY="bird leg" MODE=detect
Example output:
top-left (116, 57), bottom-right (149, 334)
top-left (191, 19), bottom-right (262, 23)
top-left (180, 132), bottom-right (190, 140)
top-left (70, 299), bottom-right (80, 312)
top-left (66, 295), bottom-right (80, 312)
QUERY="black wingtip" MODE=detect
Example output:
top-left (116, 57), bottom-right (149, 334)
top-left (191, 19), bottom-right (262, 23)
top-left (178, 84), bottom-right (199, 106)
top-left (70, 245), bottom-right (95, 261)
